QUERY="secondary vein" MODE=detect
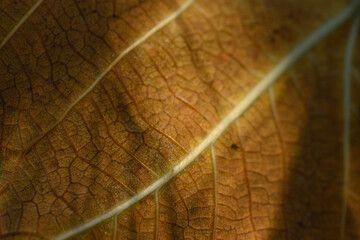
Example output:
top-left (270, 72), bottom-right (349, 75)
top-left (340, 8), bottom-right (360, 240)
top-left (0, 0), bottom-right (44, 49)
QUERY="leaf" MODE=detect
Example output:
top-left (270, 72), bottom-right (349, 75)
top-left (0, 0), bottom-right (359, 239)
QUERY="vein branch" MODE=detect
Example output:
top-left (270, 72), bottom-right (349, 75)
top-left (340, 8), bottom-right (360, 240)
top-left (210, 144), bottom-right (218, 240)
top-left (112, 214), bottom-right (118, 240)
top-left (155, 189), bottom-right (159, 240)
top-left (0, 0), bottom-right (44, 49)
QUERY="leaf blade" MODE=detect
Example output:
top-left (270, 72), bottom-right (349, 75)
top-left (53, 2), bottom-right (360, 238)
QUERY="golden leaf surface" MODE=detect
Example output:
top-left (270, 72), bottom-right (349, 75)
top-left (0, 0), bottom-right (359, 239)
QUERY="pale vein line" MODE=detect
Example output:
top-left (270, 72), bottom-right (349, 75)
top-left (112, 215), bottom-right (118, 240)
top-left (290, 70), bottom-right (301, 93)
top-left (210, 144), bottom-right (217, 240)
top-left (20, 0), bottom-right (194, 154)
top-left (268, 87), bottom-right (290, 240)
top-left (268, 89), bottom-right (278, 119)
top-left (155, 189), bottom-right (159, 240)
top-left (53, 2), bottom-right (360, 239)
top-left (0, 0), bottom-right (44, 49)
top-left (340, 9), bottom-right (360, 240)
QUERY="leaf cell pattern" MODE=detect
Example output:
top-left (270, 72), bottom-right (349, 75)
top-left (0, 0), bottom-right (359, 240)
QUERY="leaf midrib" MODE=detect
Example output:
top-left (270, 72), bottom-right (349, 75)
top-left (53, 1), bottom-right (360, 239)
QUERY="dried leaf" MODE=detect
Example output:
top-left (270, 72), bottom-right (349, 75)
top-left (0, 0), bottom-right (360, 239)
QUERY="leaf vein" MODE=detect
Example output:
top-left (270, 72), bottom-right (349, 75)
top-left (19, 0), bottom-right (194, 154)
top-left (340, 9), bottom-right (360, 240)
top-left (53, 1), bottom-right (360, 239)
top-left (0, 0), bottom-right (44, 50)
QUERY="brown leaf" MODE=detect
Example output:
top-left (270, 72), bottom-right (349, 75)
top-left (0, 0), bottom-right (359, 239)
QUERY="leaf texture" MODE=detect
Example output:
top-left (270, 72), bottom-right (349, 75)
top-left (0, 0), bottom-right (359, 239)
